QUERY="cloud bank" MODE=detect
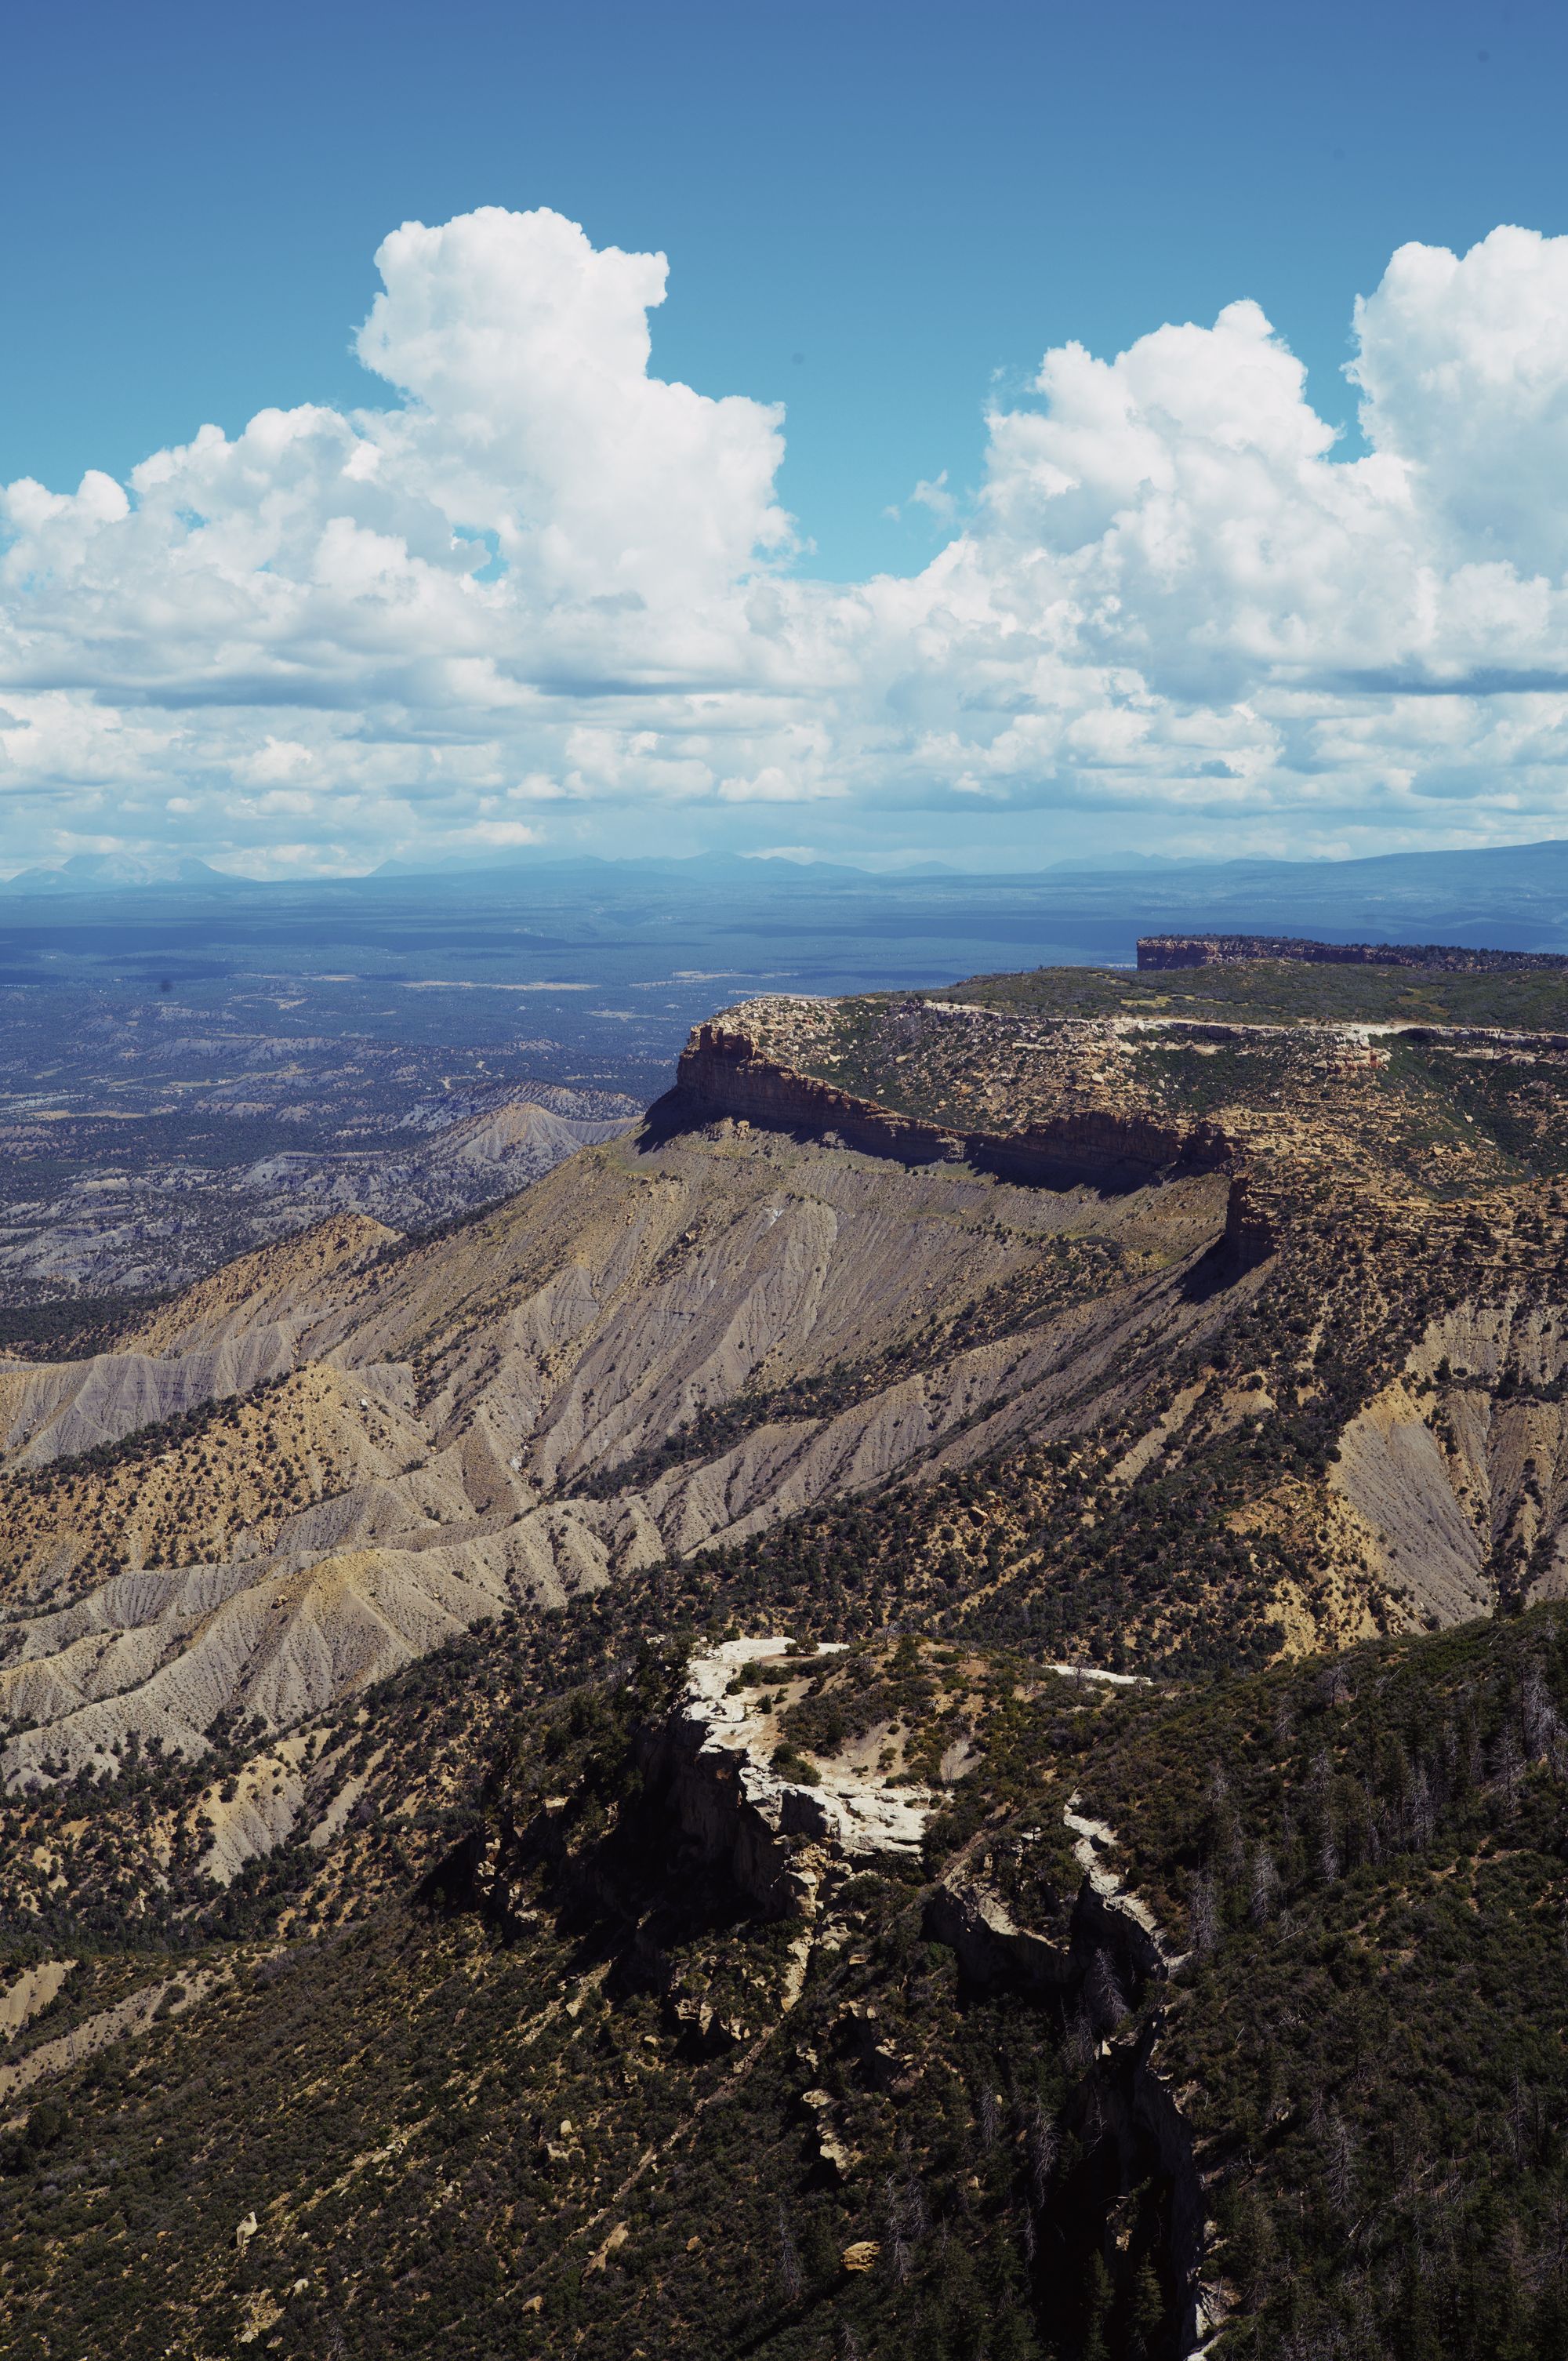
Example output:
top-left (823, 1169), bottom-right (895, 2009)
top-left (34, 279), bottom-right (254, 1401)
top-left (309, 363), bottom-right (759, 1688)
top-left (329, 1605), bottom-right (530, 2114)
top-left (5, 209), bottom-right (1568, 871)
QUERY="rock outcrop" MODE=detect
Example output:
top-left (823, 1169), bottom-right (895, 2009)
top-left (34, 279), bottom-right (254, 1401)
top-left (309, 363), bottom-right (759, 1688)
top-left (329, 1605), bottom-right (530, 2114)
top-left (1075, 2014), bottom-right (1208, 2357)
top-left (923, 1782), bottom-right (1204, 2352)
top-left (670, 1019), bottom-right (1234, 1196)
top-left (664, 1009), bottom-right (1277, 1281)
top-left (659, 1636), bottom-right (935, 1921)
top-left (925, 1789), bottom-right (1181, 1999)
top-left (923, 1875), bottom-right (1075, 1992)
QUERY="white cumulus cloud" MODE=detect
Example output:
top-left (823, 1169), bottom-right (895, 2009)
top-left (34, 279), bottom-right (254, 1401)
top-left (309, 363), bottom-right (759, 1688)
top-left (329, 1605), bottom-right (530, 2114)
top-left (6, 211), bottom-right (1568, 870)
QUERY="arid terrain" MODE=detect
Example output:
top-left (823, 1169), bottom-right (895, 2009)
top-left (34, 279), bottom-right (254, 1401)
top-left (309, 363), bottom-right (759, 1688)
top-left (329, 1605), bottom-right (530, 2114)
top-left (0, 984), bottom-right (641, 1309)
top-left (3, 952), bottom-right (1568, 2360)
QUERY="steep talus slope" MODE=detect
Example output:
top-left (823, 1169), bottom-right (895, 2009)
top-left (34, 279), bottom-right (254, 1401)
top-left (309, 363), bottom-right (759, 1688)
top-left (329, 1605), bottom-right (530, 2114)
top-left (0, 1534), bottom-right (543, 1789)
top-left (0, 1330), bottom-right (299, 1470)
top-left (1332, 1295), bottom-right (1568, 1618)
top-left (121, 1208), bottom-right (398, 1361)
top-left (0, 1102), bottom-right (1243, 1784)
top-left (0, 1213), bottom-right (397, 1467)
top-left (0, 1360), bottom-right (426, 1603)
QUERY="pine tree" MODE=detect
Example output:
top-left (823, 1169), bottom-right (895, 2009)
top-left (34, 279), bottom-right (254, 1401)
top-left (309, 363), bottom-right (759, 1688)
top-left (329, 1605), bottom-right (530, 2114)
top-left (775, 2200), bottom-right (804, 2305)
top-left (1127, 2259), bottom-right (1164, 2361)
top-left (1082, 2254), bottom-right (1113, 2361)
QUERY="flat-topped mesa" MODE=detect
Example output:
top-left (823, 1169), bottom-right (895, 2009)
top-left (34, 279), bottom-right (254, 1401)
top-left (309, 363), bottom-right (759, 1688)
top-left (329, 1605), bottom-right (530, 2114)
top-left (1138, 933), bottom-right (1568, 975)
top-left (670, 1012), bottom-right (1236, 1199)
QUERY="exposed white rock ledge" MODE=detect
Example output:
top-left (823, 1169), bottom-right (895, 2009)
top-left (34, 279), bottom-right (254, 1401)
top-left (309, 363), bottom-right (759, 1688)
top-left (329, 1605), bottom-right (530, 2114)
top-left (1065, 1790), bottom-right (1185, 1970)
top-left (671, 1637), bottom-right (935, 1916)
top-left (1047, 1660), bottom-right (1151, 1688)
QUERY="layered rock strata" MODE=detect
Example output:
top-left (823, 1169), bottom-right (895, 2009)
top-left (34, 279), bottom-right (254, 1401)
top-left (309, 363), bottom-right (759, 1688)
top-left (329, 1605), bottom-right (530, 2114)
top-left (667, 1012), bottom-right (1275, 1280)
top-left (670, 1019), bottom-right (1234, 1196)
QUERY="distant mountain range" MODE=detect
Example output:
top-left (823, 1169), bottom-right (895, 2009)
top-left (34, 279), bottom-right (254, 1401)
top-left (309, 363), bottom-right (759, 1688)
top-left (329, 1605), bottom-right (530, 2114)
top-left (0, 852), bottom-right (244, 895)
top-left (6, 836), bottom-right (1568, 958)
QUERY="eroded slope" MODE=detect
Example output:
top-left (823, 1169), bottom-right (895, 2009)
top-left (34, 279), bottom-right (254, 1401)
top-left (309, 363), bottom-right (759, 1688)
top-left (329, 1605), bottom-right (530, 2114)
top-left (6, 967), bottom-right (1568, 1855)
top-left (0, 1114), bottom-right (1237, 1785)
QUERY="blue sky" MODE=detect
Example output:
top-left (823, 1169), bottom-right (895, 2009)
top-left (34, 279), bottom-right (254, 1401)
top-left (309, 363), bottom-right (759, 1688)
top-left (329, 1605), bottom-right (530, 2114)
top-left (5, 0), bottom-right (1568, 874)
top-left (9, 0), bottom-right (1564, 582)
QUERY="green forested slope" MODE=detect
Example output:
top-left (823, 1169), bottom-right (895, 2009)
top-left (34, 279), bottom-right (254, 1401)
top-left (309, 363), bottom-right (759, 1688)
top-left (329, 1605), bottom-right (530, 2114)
top-left (5, 1600), bottom-right (1568, 2361)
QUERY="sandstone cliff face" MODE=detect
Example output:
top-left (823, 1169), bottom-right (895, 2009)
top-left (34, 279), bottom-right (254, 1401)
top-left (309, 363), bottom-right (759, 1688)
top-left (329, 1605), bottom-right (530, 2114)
top-left (672, 1019), bottom-right (1235, 1197)
top-left (666, 1009), bottom-right (1279, 1284)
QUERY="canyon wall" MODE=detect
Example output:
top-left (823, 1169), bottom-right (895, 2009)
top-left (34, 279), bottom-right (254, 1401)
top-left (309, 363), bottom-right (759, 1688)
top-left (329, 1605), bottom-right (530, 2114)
top-left (668, 1019), bottom-right (1236, 1198)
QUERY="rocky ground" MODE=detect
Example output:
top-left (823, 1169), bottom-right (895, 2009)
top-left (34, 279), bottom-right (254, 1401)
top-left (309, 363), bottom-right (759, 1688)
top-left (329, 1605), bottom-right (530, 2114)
top-left (0, 1084), bottom-right (636, 1304)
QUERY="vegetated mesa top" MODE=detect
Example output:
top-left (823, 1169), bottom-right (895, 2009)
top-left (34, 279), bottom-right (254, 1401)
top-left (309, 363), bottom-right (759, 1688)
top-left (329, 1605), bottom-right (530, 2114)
top-left (1138, 932), bottom-right (1568, 974)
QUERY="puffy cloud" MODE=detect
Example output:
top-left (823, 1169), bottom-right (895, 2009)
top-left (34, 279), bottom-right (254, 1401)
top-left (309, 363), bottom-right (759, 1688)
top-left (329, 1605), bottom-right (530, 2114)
top-left (358, 209), bottom-right (790, 608)
top-left (0, 208), bottom-right (786, 721)
top-left (1350, 226), bottom-right (1568, 579)
top-left (975, 300), bottom-right (1413, 693)
top-left (6, 208), bottom-right (1568, 870)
